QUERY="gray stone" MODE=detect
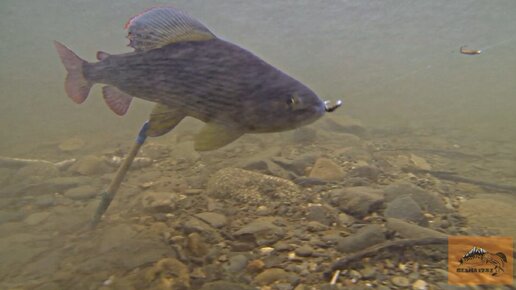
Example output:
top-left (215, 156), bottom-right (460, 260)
top-left (186, 232), bottom-right (208, 257)
top-left (348, 165), bottom-right (380, 181)
top-left (384, 195), bottom-right (427, 226)
top-left (328, 187), bottom-right (384, 218)
top-left (70, 155), bottom-right (111, 175)
top-left (226, 254), bottom-right (249, 273)
top-left (195, 212), bottom-right (228, 228)
top-left (24, 212), bottom-right (51, 226)
top-left (384, 182), bottom-right (447, 213)
top-left (140, 191), bottom-right (181, 212)
top-left (253, 268), bottom-right (295, 286)
top-left (338, 213), bottom-right (355, 226)
top-left (361, 266), bottom-right (377, 279)
top-left (234, 217), bottom-right (286, 246)
top-left (207, 168), bottom-right (299, 204)
top-left (272, 153), bottom-right (319, 176)
top-left (33, 195), bottom-right (56, 208)
top-left (0, 210), bottom-right (25, 223)
top-left (14, 162), bottom-right (60, 184)
top-left (386, 218), bottom-right (447, 239)
top-left (295, 245), bottom-right (314, 257)
top-left (200, 281), bottom-right (256, 290)
top-left (337, 224), bottom-right (386, 253)
top-left (306, 204), bottom-right (336, 226)
top-left (64, 185), bottom-right (98, 200)
top-left (391, 276), bottom-right (410, 287)
top-left (238, 158), bottom-right (291, 179)
top-left (309, 158), bottom-right (344, 181)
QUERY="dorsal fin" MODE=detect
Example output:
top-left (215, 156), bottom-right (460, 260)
top-left (125, 7), bottom-right (216, 52)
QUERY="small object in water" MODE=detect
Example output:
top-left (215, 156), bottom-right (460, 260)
top-left (460, 46), bottom-right (482, 55)
top-left (54, 7), bottom-right (343, 151)
top-left (104, 155), bottom-right (152, 169)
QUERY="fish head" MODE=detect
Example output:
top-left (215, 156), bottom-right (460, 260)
top-left (248, 84), bottom-right (326, 132)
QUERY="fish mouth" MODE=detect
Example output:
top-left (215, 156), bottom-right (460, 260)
top-left (324, 100), bottom-right (342, 112)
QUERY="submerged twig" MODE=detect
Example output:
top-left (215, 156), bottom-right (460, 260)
top-left (374, 147), bottom-right (482, 160)
top-left (404, 167), bottom-right (516, 193)
top-left (0, 156), bottom-right (76, 170)
top-left (325, 237), bottom-right (448, 279)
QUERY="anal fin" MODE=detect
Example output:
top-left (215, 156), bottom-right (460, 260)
top-left (102, 86), bottom-right (133, 116)
top-left (147, 104), bottom-right (186, 137)
top-left (194, 123), bottom-right (243, 151)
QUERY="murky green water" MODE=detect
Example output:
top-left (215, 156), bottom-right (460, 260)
top-left (1, 1), bottom-right (515, 289)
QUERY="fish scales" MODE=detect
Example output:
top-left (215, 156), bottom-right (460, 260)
top-left (86, 39), bottom-right (282, 123)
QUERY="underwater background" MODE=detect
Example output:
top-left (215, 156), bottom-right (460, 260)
top-left (0, 0), bottom-right (515, 289)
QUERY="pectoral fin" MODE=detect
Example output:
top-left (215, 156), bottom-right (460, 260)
top-left (147, 104), bottom-right (186, 137)
top-left (194, 123), bottom-right (243, 151)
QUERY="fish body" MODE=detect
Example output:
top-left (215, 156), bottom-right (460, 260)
top-left (85, 38), bottom-right (324, 132)
top-left (54, 7), bottom-right (333, 151)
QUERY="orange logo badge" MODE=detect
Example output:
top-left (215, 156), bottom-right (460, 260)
top-left (448, 236), bottom-right (513, 285)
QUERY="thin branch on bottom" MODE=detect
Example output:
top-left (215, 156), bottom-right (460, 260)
top-left (324, 237), bottom-right (448, 280)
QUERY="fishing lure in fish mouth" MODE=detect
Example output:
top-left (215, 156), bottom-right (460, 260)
top-left (324, 100), bottom-right (343, 112)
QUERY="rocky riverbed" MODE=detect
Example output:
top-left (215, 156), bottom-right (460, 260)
top-left (1, 115), bottom-right (515, 290)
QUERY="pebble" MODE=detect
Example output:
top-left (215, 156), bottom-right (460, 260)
top-left (361, 266), bottom-right (377, 279)
top-left (294, 245), bottom-right (313, 257)
top-left (24, 212), bottom-right (51, 226)
top-left (226, 254), bottom-right (249, 272)
top-left (33, 195), bottom-right (56, 208)
top-left (328, 187), bottom-right (384, 218)
top-left (391, 276), bottom-right (410, 287)
top-left (207, 168), bottom-right (300, 204)
top-left (384, 195), bottom-right (427, 226)
top-left (70, 155), bottom-right (111, 175)
top-left (194, 212), bottom-right (228, 228)
top-left (253, 268), bottom-right (294, 286)
top-left (412, 279), bottom-right (428, 290)
top-left (58, 137), bottom-right (85, 152)
top-left (308, 158), bottom-right (344, 181)
top-left (14, 162), bottom-right (60, 184)
top-left (337, 224), bottom-right (386, 253)
top-left (386, 218), bottom-right (447, 239)
top-left (306, 204), bottom-right (336, 226)
top-left (246, 259), bottom-right (265, 273)
top-left (64, 185), bottom-right (98, 200)
top-left (200, 281), bottom-right (256, 290)
top-left (186, 232), bottom-right (208, 257)
top-left (140, 191), bottom-right (182, 212)
top-left (0, 210), bottom-right (26, 223)
top-left (260, 247), bottom-right (275, 255)
top-left (234, 218), bottom-right (286, 245)
top-left (348, 165), bottom-right (380, 181)
top-left (383, 182), bottom-right (447, 214)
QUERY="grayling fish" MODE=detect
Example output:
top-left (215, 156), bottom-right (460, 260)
top-left (54, 7), bottom-right (341, 151)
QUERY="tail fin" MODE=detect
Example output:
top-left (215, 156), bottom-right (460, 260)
top-left (53, 41), bottom-right (92, 104)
